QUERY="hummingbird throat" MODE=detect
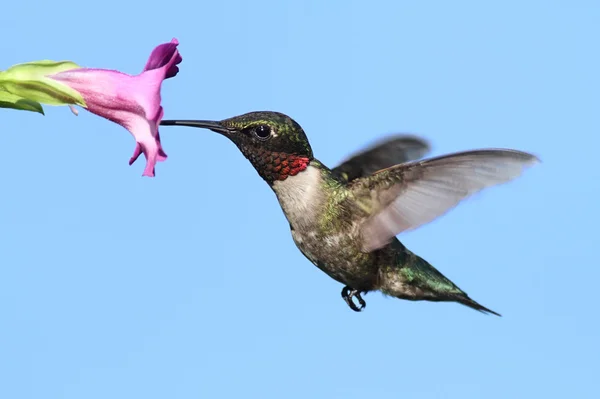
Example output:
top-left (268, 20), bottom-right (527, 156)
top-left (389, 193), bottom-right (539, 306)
top-left (243, 147), bottom-right (310, 182)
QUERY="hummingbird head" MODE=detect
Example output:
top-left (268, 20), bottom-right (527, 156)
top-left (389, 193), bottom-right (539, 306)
top-left (161, 111), bottom-right (314, 184)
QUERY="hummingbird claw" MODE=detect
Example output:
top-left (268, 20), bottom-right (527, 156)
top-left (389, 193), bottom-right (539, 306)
top-left (341, 286), bottom-right (366, 312)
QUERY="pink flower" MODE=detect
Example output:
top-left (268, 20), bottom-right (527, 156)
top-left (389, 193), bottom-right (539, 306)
top-left (49, 38), bottom-right (182, 177)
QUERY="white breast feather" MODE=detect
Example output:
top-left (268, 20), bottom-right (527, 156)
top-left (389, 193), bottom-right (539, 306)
top-left (272, 165), bottom-right (323, 229)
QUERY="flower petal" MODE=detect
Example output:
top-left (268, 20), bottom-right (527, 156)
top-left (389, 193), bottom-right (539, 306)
top-left (126, 116), bottom-right (162, 177)
top-left (143, 38), bottom-right (182, 79)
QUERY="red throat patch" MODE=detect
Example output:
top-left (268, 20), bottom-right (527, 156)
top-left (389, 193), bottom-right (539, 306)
top-left (252, 150), bottom-right (310, 182)
top-left (240, 145), bottom-right (311, 182)
top-left (268, 153), bottom-right (310, 181)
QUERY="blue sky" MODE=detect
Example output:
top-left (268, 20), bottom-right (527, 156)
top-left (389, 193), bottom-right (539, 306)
top-left (1, 1), bottom-right (598, 398)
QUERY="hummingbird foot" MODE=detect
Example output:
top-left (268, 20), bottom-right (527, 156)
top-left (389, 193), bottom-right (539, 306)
top-left (341, 286), bottom-right (366, 312)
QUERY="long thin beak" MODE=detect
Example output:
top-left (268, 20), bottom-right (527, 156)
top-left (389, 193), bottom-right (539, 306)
top-left (160, 119), bottom-right (234, 135)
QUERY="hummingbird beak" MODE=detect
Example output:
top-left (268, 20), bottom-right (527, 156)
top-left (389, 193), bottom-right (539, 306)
top-left (160, 119), bottom-right (235, 135)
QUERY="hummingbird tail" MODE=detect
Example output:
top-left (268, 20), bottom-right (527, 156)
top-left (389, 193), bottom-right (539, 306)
top-left (379, 241), bottom-right (501, 316)
top-left (455, 297), bottom-right (502, 317)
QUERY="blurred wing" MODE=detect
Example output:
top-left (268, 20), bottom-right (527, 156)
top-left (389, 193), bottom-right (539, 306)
top-left (352, 149), bottom-right (539, 252)
top-left (333, 135), bottom-right (430, 182)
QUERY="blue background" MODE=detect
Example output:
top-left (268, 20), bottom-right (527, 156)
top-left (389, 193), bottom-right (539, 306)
top-left (1, 1), bottom-right (598, 398)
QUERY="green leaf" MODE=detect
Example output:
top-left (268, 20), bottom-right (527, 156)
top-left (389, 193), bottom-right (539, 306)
top-left (0, 89), bottom-right (44, 114)
top-left (0, 60), bottom-right (86, 107)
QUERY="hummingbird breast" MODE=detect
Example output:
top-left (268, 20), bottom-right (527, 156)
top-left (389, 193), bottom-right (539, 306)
top-left (272, 162), bottom-right (379, 290)
top-left (272, 164), bottom-right (325, 230)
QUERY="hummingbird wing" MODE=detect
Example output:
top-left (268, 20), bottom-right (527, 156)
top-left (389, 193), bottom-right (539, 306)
top-left (332, 135), bottom-right (430, 182)
top-left (350, 149), bottom-right (539, 252)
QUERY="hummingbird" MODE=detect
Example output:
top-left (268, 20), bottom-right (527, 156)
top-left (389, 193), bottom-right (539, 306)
top-left (161, 111), bottom-right (538, 315)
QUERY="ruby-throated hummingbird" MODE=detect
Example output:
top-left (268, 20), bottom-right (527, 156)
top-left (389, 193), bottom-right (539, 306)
top-left (161, 111), bottom-right (538, 315)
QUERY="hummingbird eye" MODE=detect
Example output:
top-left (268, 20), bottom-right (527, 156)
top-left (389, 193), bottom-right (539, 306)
top-left (253, 124), bottom-right (272, 140)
